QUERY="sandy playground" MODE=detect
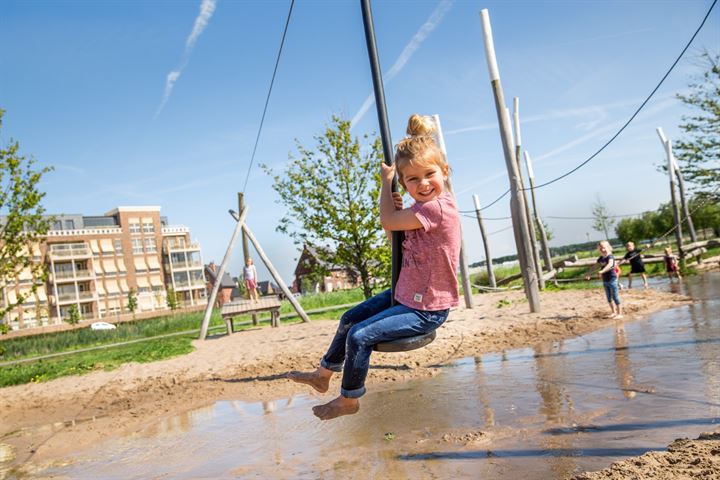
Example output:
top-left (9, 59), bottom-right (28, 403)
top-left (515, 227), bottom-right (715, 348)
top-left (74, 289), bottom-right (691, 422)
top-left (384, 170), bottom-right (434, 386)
top-left (1, 280), bottom-right (718, 478)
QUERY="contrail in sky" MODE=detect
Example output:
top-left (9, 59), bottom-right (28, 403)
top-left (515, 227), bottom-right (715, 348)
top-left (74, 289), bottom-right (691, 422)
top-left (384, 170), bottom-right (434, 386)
top-left (155, 0), bottom-right (217, 118)
top-left (351, 0), bottom-right (453, 128)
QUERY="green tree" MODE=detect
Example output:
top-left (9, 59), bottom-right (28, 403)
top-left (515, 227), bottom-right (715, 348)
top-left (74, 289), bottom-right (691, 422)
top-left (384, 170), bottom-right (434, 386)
top-left (127, 288), bottom-right (138, 318)
top-left (689, 195), bottom-right (720, 237)
top-left (591, 196), bottom-right (615, 240)
top-left (65, 304), bottom-right (81, 325)
top-left (674, 51), bottom-right (719, 202)
top-left (534, 218), bottom-right (553, 242)
top-left (165, 286), bottom-right (179, 311)
top-left (262, 115), bottom-right (390, 299)
top-left (0, 109), bottom-right (54, 319)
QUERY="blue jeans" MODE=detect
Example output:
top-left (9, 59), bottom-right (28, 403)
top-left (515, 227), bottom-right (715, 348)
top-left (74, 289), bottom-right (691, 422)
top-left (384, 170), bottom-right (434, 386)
top-left (603, 279), bottom-right (621, 305)
top-left (320, 289), bottom-right (448, 399)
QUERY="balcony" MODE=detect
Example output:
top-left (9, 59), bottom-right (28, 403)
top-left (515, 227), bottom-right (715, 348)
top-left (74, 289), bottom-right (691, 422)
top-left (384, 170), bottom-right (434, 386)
top-left (55, 291), bottom-right (97, 305)
top-left (165, 260), bottom-right (203, 270)
top-left (164, 242), bottom-right (201, 253)
top-left (52, 269), bottom-right (94, 282)
top-left (48, 245), bottom-right (92, 259)
top-left (174, 280), bottom-right (207, 291)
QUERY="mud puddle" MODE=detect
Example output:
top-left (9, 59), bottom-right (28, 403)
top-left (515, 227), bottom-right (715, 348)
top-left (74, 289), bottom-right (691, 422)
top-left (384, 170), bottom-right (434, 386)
top-left (27, 273), bottom-right (720, 479)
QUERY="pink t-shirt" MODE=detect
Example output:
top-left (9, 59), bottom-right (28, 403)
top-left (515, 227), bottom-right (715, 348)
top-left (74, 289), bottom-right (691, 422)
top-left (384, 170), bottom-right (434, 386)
top-left (395, 191), bottom-right (461, 310)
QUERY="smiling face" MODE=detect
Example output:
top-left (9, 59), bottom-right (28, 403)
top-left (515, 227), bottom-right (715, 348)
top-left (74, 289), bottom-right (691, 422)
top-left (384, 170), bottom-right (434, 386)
top-left (598, 242), bottom-right (611, 256)
top-left (399, 162), bottom-right (447, 202)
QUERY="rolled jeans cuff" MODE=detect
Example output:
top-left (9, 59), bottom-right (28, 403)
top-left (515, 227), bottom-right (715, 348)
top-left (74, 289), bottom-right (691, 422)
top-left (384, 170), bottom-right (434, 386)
top-left (320, 357), bottom-right (343, 372)
top-left (341, 385), bottom-right (366, 399)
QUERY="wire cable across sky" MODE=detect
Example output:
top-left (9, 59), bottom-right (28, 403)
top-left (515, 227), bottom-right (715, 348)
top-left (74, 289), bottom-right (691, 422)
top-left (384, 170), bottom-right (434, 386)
top-left (465, 0), bottom-right (717, 212)
top-left (241, 0), bottom-right (295, 194)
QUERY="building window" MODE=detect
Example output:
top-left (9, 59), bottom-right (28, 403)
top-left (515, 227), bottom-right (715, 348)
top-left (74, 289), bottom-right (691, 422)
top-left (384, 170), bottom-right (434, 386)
top-left (144, 238), bottom-right (157, 253)
top-left (53, 220), bottom-right (62, 230)
top-left (142, 221), bottom-right (154, 234)
top-left (129, 222), bottom-right (141, 234)
top-left (132, 238), bottom-right (143, 254)
top-left (64, 219), bottom-right (75, 230)
top-left (114, 239), bottom-right (123, 253)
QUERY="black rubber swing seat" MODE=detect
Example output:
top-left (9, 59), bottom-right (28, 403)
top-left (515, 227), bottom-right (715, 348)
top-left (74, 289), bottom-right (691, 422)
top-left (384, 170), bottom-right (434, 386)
top-left (373, 330), bottom-right (437, 353)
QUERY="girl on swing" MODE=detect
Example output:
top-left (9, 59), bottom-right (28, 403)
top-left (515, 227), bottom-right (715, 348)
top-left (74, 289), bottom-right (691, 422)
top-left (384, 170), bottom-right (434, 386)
top-left (287, 114), bottom-right (461, 420)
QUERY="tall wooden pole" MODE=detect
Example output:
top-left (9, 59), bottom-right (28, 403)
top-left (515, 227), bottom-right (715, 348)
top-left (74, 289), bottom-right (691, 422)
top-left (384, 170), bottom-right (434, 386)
top-left (361, 0), bottom-right (402, 303)
top-left (657, 129), bottom-right (697, 243)
top-left (512, 98), bottom-right (544, 290)
top-left (670, 152), bottom-right (698, 244)
top-left (523, 151), bottom-right (553, 274)
top-left (473, 194), bottom-right (496, 289)
top-left (239, 193), bottom-right (250, 264)
top-left (479, 9), bottom-right (540, 312)
top-left (656, 128), bottom-right (684, 264)
top-left (432, 114), bottom-right (473, 308)
top-left (199, 206), bottom-right (249, 340)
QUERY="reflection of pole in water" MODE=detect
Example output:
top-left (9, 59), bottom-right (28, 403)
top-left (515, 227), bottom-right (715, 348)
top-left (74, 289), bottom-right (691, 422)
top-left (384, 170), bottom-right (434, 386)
top-left (262, 400), bottom-right (276, 414)
top-left (473, 356), bottom-right (496, 427)
top-left (688, 294), bottom-right (720, 418)
top-left (614, 326), bottom-right (637, 400)
top-left (533, 342), bottom-right (576, 478)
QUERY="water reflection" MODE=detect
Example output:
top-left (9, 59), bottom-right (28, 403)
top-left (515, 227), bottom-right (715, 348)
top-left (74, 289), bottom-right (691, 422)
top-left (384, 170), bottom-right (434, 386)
top-left (43, 273), bottom-right (720, 480)
top-left (613, 326), bottom-right (637, 399)
top-left (533, 341), bottom-right (577, 478)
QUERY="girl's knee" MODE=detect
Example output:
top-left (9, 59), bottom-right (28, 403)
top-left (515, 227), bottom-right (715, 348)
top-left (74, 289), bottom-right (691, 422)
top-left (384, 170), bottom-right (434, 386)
top-left (347, 325), bottom-right (371, 349)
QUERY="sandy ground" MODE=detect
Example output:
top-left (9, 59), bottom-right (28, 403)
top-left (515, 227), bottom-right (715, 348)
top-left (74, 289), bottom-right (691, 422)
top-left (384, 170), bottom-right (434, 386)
top-left (0, 284), bottom-right (708, 478)
top-left (571, 430), bottom-right (720, 480)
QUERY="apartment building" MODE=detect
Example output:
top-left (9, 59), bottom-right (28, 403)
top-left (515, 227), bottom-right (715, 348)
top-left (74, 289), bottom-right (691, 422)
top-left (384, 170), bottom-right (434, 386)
top-left (1, 206), bottom-right (207, 331)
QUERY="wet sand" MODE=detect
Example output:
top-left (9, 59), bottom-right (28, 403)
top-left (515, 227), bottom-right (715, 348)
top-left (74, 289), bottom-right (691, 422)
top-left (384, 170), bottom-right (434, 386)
top-left (0, 285), bottom-right (705, 477)
top-left (572, 431), bottom-right (720, 480)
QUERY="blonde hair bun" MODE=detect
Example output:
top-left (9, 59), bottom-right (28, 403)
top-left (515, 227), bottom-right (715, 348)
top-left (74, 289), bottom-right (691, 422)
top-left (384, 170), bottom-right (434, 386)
top-left (406, 113), bottom-right (437, 137)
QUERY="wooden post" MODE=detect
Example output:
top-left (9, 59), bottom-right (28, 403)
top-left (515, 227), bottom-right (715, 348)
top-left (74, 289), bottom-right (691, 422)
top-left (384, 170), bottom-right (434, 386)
top-left (199, 206), bottom-right (249, 340)
top-left (361, 0), bottom-right (403, 303)
top-left (670, 152), bottom-right (698, 244)
top-left (657, 128), bottom-right (697, 243)
top-left (512, 98), bottom-right (544, 290)
top-left (239, 193), bottom-right (250, 264)
top-left (479, 9), bottom-right (540, 312)
top-left (241, 222), bottom-right (310, 323)
top-left (432, 114), bottom-right (473, 308)
top-left (656, 128), bottom-right (684, 265)
top-left (523, 151), bottom-right (554, 280)
top-left (473, 194), bottom-right (496, 289)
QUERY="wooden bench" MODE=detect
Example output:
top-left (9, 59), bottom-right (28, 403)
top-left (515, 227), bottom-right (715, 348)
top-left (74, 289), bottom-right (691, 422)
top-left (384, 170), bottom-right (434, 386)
top-left (220, 295), bottom-right (283, 334)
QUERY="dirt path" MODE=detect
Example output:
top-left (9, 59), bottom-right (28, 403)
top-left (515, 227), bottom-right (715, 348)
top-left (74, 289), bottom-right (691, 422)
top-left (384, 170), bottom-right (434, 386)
top-left (0, 287), bottom-right (697, 476)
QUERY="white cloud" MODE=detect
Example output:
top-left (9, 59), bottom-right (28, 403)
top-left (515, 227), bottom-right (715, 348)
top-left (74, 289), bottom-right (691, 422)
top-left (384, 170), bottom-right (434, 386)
top-left (351, 0), bottom-right (453, 127)
top-left (155, 70), bottom-right (182, 118)
top-left (186, 0), bottom-right (217, 52)
top-left (155, 0), bottom-right (217, 118)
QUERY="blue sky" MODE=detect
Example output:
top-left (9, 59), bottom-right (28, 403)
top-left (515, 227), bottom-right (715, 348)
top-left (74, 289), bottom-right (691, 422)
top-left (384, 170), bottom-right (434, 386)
top-left (1, 0), bottom-right (718, 285)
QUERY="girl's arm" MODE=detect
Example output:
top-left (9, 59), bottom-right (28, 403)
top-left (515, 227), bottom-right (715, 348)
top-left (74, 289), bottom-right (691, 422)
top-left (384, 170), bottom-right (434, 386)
top-left (598, 257), bottom-right (615, 274)
top-left (584, 263), bottom-right (600, 280)
top-left (379, 163), bottom-right (422, 231)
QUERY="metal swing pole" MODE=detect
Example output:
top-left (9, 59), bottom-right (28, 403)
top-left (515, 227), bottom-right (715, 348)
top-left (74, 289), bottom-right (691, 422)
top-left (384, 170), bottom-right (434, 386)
top-left (361, 0), bottom-right (403, 302)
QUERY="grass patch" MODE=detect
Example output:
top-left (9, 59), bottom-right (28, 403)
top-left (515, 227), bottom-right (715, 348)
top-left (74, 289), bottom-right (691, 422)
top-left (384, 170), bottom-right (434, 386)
top-left (0, 290), bottom-right (371, 387)
top-left (0, 311), bottom-right (224, 361)
top-left (0, 335), bottom-right (195, 387)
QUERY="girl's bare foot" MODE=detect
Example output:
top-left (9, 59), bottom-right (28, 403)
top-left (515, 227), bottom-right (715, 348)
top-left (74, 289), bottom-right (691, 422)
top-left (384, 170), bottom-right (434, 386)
top-left (286, 370), bottom-right (330, 393)
top-left (615, 314), bottom-right (624, 319)
top-left (312, 396), bottom-right (359, 421)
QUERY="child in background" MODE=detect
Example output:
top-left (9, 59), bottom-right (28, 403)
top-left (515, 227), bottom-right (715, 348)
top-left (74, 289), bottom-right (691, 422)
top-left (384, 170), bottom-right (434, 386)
top-left (622, 241), bottom-right (649, 289)
top-left (287, 114), bottom-right (461, 421)
top-left (663, 246), bottom-right (682, 282)
top-left (243, 258), bottom-right (259, 302)
top-left (586, 240), bottom-right (623, 319)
